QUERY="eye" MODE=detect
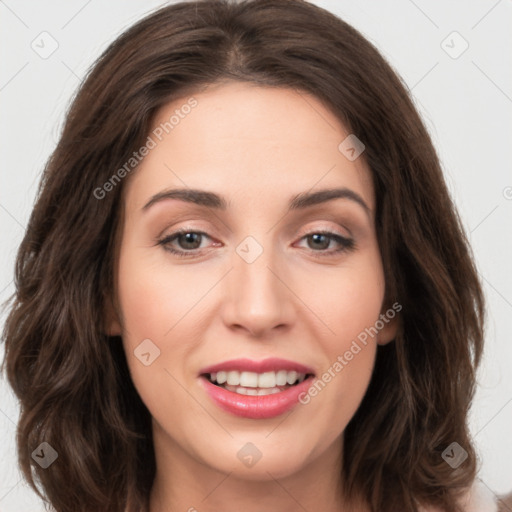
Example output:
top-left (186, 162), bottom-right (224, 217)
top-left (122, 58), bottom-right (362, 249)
top-left (157, 229), bottom-right (216, 258)
top-left (295, 230), bottom-right (355, 256)
top-left (157, 229), bottom-right (355, 259)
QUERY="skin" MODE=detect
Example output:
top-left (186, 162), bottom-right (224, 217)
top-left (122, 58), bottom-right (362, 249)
top-left (106, 81), bottom-right (398, 512)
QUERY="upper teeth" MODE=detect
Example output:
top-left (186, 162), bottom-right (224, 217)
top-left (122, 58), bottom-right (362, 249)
top-left (209, 370), bottom-right (306, 388)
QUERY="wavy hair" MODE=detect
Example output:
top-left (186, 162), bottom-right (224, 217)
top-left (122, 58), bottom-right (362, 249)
top-left (1, 1), bottom-right (485, 511)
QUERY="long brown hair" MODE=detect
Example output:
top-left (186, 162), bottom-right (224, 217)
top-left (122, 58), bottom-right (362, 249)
top-left (1, 1), bottom-right (485, 511)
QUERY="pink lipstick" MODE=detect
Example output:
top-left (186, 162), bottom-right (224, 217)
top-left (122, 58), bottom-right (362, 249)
top-left (198, 358), bottom-right (315, 419)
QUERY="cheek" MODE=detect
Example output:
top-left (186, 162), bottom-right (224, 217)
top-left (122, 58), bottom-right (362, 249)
top-left (301, 293), bottom-right (380, 446)
top-left (116, 245), bottom-right (210, 345)
top-left (115, 240), bottom-right (226, 421)
top-left (295, 248), bottom-right (384, 426)
top-left (115, 245), bottom-right (190, 402)
top-left (295, 244), bottom-right (385, 347)
top-left (310, 344), bottom-right (376, 448)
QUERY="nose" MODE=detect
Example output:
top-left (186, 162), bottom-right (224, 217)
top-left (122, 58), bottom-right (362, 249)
top-left (220, 241), bottom-right (294, 338)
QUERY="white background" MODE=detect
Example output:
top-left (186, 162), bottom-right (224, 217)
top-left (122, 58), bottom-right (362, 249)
top-left (1, 1), bottom-right (511, 510)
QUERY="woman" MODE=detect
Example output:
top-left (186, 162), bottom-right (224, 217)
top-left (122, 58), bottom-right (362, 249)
top-left (1, 1), bottom-right (494, 511)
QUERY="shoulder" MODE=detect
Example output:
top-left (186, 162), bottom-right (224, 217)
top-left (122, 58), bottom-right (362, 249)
top-left (420, 479), bottom-right (498, 512)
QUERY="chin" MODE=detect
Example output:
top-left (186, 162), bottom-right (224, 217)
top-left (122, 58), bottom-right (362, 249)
top-left (200, 437), bottom-right (317, 481)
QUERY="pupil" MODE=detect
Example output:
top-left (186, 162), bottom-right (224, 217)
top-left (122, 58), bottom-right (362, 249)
top-left (180, 233), bottom-right (201, 249)
top-left (309, 234), bottom-right (329, 250)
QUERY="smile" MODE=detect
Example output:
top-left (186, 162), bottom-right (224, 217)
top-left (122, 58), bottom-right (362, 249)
top-left (199, 358), bottom-right (316, 419)
top-left (206, 370), bottom-right (308, 395)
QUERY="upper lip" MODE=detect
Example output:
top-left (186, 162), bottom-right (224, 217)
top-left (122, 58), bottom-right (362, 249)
top-left (199, 357), bottom-right (315, 376)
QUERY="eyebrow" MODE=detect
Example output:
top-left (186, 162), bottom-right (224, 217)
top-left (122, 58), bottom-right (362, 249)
top-left (142, 187), bottom-right (370, 215)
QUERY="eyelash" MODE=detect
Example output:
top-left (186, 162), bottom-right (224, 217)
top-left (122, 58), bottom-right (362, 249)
top-left (156, 228), bottom-right (355, 259)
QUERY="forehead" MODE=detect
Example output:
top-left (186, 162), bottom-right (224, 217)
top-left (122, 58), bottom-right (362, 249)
top-left (123, 82), bottom-right (374, 214)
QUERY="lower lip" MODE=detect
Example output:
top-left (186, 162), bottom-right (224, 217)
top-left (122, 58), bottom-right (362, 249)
top-left (199, 375), bottom-right (315, 419)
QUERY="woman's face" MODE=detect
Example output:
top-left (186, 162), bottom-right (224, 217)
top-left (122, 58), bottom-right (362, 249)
top-left (108, 81), bottom-right (397, 481)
